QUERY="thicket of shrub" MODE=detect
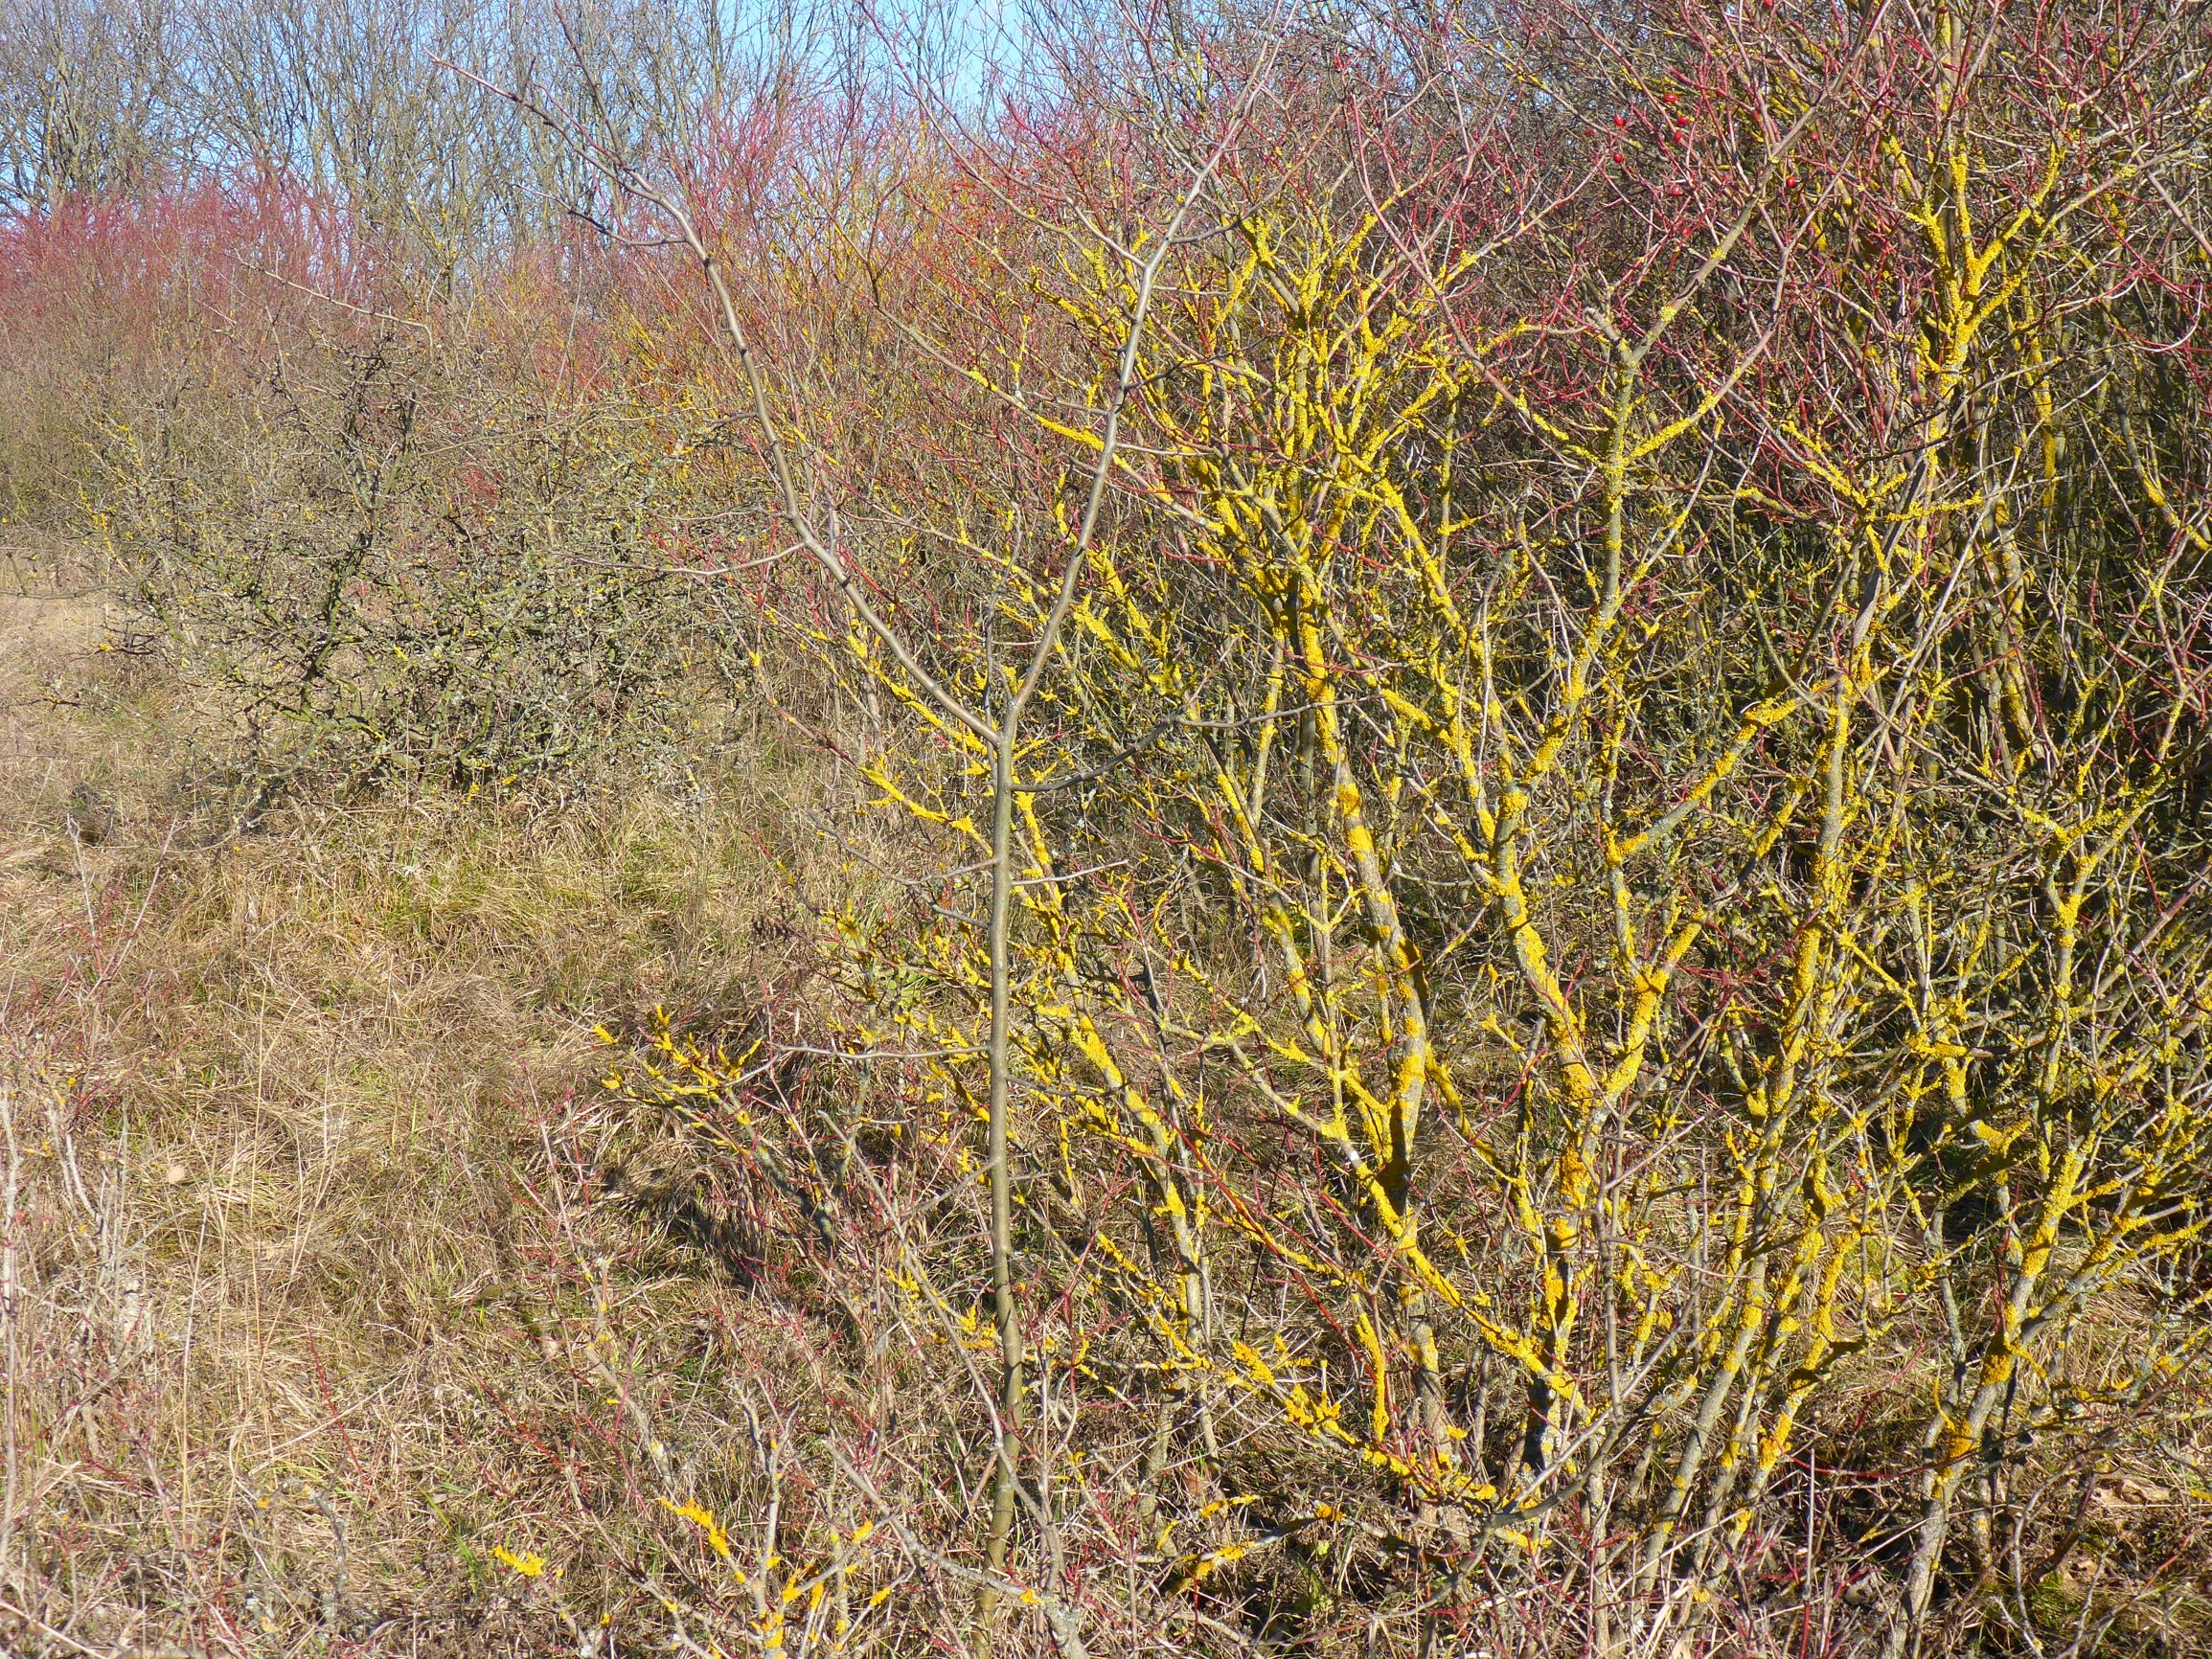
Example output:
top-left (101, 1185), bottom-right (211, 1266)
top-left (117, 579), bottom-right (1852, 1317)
top-left (1, 193), bottom-right (756, 792)
top-left (3, 1), bottom-right (2210, 1656)
top-left (98, 322), bottom-right (730, 791)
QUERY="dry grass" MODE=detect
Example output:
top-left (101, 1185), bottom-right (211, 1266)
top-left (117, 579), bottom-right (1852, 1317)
top-left (0, 542), bottom-right (859, 1655)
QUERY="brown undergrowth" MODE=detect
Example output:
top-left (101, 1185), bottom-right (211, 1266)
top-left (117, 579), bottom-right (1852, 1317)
top-left (0, 542), bottom-right (921, 1655)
